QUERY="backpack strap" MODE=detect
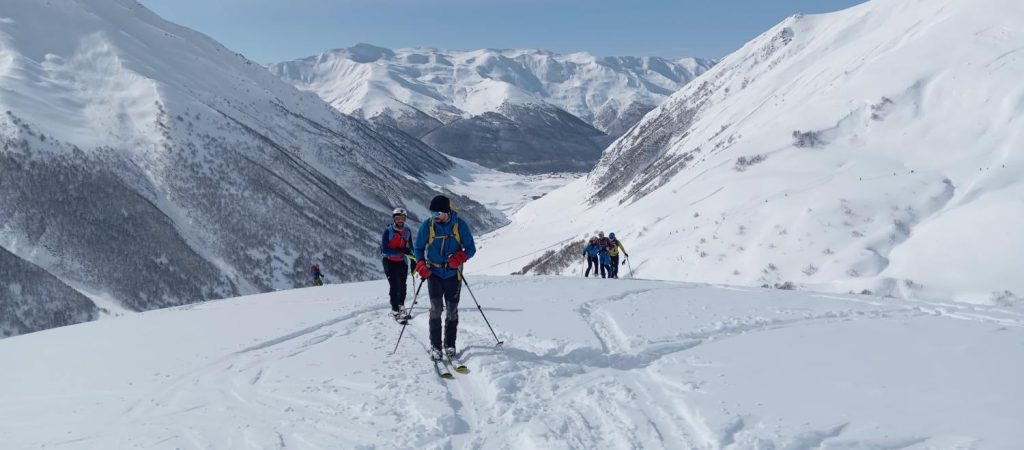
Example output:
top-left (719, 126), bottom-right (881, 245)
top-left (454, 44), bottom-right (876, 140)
top-left (427, 220), bottom-right (462, 249)
top-left (389, 226), bottom-right (411, 244)
top-left (426, 219), bottom-right (464, 280)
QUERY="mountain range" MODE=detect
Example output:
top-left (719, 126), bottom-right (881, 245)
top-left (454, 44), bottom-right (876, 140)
top-left (474, 0), bottom-right (1024, 305)
top-left (270, 45), bottom-right (714, 173)
top-left (0, 0), bottom-right (501, 336)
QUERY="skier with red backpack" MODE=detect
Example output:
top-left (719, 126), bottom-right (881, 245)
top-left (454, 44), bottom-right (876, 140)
top-left (310, 263), bottom-right (325, 286)
top-left (381, 208), bottom-right (415, 320)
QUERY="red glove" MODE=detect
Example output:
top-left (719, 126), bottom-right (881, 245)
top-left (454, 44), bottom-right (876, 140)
top-left (448, 250), bottom-right (469, 269)
top-left (415, 260), bottom-right (430, 279)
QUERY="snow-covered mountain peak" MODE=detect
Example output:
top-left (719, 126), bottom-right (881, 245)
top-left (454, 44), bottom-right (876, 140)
top-left (0, 0), bottom-right (350, 150)
top-left (475, 0), bottom-right (1024, 304)
top-left (269, 43), bottom-right (714, 174)
top-left (269, 44), bottom-right (715, 135)
top-left (334, 42), bottom-right (396, 63)
top-left (0, 0), bottom-right (502, 337)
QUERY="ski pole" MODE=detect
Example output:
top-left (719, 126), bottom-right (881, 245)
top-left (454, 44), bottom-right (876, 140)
top-left (626, 257), bottom-right (634, 279)
top-left (458, 269), bottom-right (504, 347)
top-left (391, 277), bottom-right (426, 355)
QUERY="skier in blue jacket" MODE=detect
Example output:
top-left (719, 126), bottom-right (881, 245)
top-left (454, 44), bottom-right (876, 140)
top-left (413, 195), bottom-right (476, 361)
top-left (310, 263), bottom-right (325, 286)
top-left (582, 237), bottom-right (601, 277)
top-left (598, 246), bottom-right (612, 279)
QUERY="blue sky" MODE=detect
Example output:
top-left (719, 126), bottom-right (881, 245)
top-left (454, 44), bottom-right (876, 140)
top-left (139, 0), bottom-right (868, 63)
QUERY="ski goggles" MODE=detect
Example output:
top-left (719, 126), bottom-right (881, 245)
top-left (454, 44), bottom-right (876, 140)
top-left (430, 211), bottom-right (443, 218)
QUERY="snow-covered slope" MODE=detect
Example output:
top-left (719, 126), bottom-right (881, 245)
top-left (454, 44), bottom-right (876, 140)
top-left (474, 0), bottom-right (1024, 304)
top-left (269, 45), bottom-right (714, 173)
top-left (0, 0), bottom-right (501, 337)
top-left (1, 277), bottom-right (1021, 448)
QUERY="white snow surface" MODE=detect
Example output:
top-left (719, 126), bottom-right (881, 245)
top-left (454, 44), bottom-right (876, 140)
top-left (268, 44), bottom-right (714, 133)
top-left (1, 277), bottom-right (1021, 448)
top-left (473, 0), bottom-right (1024, 304)
top-left (426, 156), bottom-right (580, 217)
top-left (0, 0), bottom-right (336, 150)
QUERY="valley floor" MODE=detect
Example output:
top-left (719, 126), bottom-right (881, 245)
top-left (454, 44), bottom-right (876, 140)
top-left (427, 157), bottom-right (580, 217)
top-left (1, 276), bottom-right (1021, 449)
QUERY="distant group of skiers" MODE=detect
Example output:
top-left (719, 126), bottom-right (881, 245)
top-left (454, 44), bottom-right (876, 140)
top-left (583, 231), bottom-right (629, 279)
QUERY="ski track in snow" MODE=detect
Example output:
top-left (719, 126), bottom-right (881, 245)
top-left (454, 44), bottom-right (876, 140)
top-left (4, 278), bottom-right (1023, 449)
top-left (162, 290), bottom-right (1016, 448)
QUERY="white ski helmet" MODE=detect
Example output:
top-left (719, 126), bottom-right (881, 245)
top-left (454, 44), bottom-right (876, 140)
top-left (392, 208), bottom-right (407, 217)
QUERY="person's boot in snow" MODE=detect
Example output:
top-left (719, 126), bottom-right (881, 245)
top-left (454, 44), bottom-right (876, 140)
top-left (429, 347), bottom-right (444, 361)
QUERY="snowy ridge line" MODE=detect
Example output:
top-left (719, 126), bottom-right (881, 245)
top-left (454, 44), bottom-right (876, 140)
top-left (472, 0), bottom-right (1024, 304)
top-left (0, 0), bottom-right (511, 338)
top-left (269, 44), bottom-right (715, 136)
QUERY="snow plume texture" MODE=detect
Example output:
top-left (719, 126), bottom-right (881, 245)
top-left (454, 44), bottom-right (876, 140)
top-left (475, 0), bottom-right (1024, 305)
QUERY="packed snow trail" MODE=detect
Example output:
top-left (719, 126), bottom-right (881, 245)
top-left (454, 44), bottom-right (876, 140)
top-left (1, 276), bottom-right (1022, 449)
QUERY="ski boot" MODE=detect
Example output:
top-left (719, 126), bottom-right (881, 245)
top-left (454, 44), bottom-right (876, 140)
top-left (430, 347), bottom-right (444, 362)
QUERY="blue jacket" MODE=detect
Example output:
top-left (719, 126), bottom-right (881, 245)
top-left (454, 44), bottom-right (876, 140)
top-left (414, 212), bottom-right (476, 279)
top-left (599, 251), bottom-right (611, 265)
top-left (583, 244), bottom-right (600, 258)
top-left (380, 224), bottom-right (414, 264)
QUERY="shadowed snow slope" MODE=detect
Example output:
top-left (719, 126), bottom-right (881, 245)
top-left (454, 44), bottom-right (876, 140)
top-left (474, 0), bottom-right (1024, 304)
top-left (1, 276), bottom-right (1021, 448)
top-left (0, 0), bottom-right (500, 336)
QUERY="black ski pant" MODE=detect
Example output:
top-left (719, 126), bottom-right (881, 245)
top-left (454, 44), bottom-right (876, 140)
top-left (585, 256), bottom-right (599, 277)
top-left (427, 275), bottom-right (461, 351)
top-left (383, 258), bottom-right (408, 312)
top-left (610, 255), bottom-right (620, 278)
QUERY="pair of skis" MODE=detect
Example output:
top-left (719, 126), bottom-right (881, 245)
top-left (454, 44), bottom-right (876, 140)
top-left (390, 311), bottom-right (468, 378)
top-left (432, 352), bottom-right (469, 379)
